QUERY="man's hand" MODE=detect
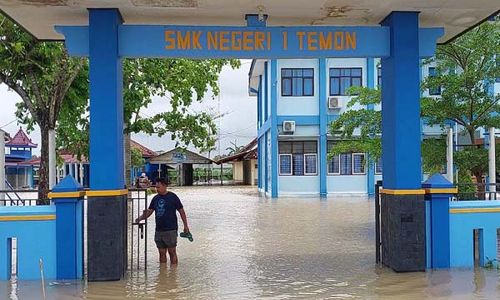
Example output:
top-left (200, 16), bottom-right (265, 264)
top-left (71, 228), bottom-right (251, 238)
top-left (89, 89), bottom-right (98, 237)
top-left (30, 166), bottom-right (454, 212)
top-left (135, 217), bottom-right (141, 223)
top-left (183, 226), bottom-right (190, 233)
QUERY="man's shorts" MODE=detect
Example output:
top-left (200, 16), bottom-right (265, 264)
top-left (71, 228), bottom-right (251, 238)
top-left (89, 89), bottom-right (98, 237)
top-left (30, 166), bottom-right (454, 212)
top-left (154, 230), bottom-right (178, 248)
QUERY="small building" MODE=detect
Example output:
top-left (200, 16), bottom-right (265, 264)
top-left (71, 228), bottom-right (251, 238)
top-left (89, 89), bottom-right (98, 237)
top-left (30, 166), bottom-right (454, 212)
top-left (4, 128), bottom-right (37, 189)
top-left (148, 148), bottom-right (213, 186)
top-left (215, 139), bottom-right (258, 186)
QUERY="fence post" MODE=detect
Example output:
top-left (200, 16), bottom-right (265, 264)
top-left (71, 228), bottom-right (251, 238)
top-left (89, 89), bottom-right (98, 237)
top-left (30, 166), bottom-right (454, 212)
top-left (48, 175), bottom-right (84, 280)
top-left (422, 173), bottom-right (457, 269)
top-left (375, 180), bottom-right (382, 264)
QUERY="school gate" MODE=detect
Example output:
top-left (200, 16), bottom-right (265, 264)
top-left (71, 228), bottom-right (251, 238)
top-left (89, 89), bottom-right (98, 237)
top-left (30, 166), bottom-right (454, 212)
top-left (0, 1), bottom-right (498, 281)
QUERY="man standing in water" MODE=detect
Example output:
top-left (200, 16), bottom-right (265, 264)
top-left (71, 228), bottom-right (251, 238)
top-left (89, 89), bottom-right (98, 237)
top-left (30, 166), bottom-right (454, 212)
top-left (135, 178), bottom-right (190, 265)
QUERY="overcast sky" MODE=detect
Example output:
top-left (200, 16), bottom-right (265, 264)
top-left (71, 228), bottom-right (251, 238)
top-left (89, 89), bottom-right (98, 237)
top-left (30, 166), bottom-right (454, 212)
top-left (0, 59), bottom-right (256, 157)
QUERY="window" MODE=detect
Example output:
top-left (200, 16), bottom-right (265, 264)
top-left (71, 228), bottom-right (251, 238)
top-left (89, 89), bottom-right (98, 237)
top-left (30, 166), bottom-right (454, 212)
top-left (304, 154), bottom-right (318, 175)
top-left (340, 153), bottom-right (352, 175)
top-left (375, 158), bottom-right (382, 174)
top-left (428, 67), bottom-right (441, 95)
top-left (279, 154), bottom-right (292, 175)
top-left (279, 141), bottom-right (317, 176)
top-left (327, 141), bottom-right (366, 175)
top-left (352, 153), bottom-right (366, 174)
top-left (281, 68), bottom-right (314, 96)
top-left (330, 68), bottom-right (362, 96)
top-left (377, 66), bottom-right (382, 88)
top-left (328, 155), bottom-right (340, 174)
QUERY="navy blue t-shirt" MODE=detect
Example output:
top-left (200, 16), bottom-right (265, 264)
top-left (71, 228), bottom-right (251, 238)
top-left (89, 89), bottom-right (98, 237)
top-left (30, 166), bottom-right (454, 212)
top-left (148, 192), bottom-right (183, 231)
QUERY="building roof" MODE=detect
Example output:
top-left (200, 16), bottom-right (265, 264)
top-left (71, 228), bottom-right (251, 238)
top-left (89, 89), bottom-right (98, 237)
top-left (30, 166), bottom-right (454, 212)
top-left (149, 148), bottom-right (213, 165)
top-left (0, 1), bottom-right (498, 43)
top-left (1, 129), bottom-right (11, 142)
top-left (214, 138), bottom-right (257, 164)
top-left (131, 139), bottom-right (157, 158)
top-left (5, 128), bottom-right (37, 148)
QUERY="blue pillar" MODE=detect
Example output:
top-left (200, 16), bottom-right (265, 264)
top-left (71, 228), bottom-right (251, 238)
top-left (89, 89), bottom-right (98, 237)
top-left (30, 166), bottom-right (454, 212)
top-left (270, 59), bottom-right (278, 198)
top-left (423, 174), bottom-right (454, 268)
top-left (89, 9), bottom-right (124, 190)
top-left (87, 8), bottom-right (127, 281)
top-left (366, 57), bottom-right (376, 195)
top-left (319, 58), bottom-right (327, 197)
top-left (50, 175), bottom-right (84, 280)
top-left (381, 12), bottom-right (422, 190)
top-left (379, 12), bottom-right (426, 272)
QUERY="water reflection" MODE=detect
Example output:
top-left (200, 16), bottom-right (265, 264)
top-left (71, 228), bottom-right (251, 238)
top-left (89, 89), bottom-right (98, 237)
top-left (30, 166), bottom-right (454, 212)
top-left (2, 186), bottom-right (500, 299)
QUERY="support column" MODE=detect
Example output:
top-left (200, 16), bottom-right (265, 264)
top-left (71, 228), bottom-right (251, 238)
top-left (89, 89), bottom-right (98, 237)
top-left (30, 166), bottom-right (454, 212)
top-left (48, 129), bottom-right (56, 189)
top-left (380, 12), bottom-right (426, 272)
top-left (366, 58), bottom-right (376, 195)
top-left (0, 130), bottom-right (4, 205)
top-left (488, 127), bottom-right (496, 194)
top-left (270, 59), bottom-right (278, 198)
top-left (446, 127), bottom-right (454, 183)
top-left (319, 58), bottom-right (327, 197)
top-left (87, 8), bottom-right (127, 281)
top-left (423, 174), bottom-right (455, 268)
top-left (49, 175), bottom-right (84, 280)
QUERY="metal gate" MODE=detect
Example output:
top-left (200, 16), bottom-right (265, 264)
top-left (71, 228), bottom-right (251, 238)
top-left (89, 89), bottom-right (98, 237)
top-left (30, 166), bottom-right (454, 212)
top-left (128, 188), bottom-right (149, 270)
top-left (375, 180), bottom-right (383, 264)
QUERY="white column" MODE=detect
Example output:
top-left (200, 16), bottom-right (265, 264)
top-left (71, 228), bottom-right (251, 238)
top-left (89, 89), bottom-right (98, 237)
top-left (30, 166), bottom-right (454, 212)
top-left (48, 129), bottom-right (56, 188)
top-left (0, 130), bottom-right (5, 204)
top-left (63, 163), bottom-right (67, 177)
top-left (74, 163), bottom-right (78, 181)
top-left (79, 163), bottom-right (83, 185)
top-left (489, 127), bottom-right (496, 193)
top-left (446, 127), bottom-right (454, 183)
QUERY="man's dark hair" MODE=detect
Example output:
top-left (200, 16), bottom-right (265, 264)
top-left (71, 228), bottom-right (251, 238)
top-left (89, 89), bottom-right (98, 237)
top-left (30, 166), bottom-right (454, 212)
top-left (155, 178), bottom-right (168, 186)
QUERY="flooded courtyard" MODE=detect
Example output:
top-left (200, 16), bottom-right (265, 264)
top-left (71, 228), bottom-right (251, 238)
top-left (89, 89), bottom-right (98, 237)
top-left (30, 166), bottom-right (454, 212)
top-left (2, 186), bottom-right (500, 299)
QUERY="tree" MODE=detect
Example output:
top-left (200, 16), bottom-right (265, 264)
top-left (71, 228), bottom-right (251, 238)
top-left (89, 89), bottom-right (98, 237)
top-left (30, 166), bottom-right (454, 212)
top-left (225, 140), bottom-right (245, 155)
top-left (421, 19), bottom-right (500, 185)
top-left (0, 15), bottom-right (84, 202)
top-left (329, 19), bottom-right (500, 190)
top-left (328, 86), bottom-right (446, 173)
top-left (56, 58), bottom-right (240, 185)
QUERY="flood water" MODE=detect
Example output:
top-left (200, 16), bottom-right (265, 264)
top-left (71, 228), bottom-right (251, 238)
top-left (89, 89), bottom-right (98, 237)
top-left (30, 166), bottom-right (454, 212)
top-left (2, 186), bottom-right (500, 299)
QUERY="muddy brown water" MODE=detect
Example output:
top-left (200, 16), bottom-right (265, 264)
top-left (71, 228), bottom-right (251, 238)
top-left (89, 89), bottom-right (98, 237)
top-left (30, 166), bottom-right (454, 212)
top-left (1, 186), bottom-right (500, 299)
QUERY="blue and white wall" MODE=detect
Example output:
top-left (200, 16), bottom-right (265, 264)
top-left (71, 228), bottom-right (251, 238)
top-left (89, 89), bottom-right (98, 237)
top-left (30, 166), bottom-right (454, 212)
top-left (250, 57), bottom-right (463, 197)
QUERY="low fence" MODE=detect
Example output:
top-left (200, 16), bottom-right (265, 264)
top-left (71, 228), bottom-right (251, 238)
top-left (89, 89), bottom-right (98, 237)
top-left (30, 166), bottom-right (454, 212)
top-left (455, 183), bottom-right (500, 201)
top-left (0, 185), bottom-right (150, 280)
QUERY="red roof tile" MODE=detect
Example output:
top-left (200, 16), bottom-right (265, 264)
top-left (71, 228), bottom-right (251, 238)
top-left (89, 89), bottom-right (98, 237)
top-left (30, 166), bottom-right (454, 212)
top-left (5, 128), bottom-right (37, 148)
top-left (131, 140), bottom-right (157, 158)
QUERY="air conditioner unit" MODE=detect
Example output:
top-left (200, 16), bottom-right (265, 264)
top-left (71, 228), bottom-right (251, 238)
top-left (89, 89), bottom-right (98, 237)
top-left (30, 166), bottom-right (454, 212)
top-left (282, 121), bottom-right (295, 134)
top-left (328, 97), bottom-right (341, 109)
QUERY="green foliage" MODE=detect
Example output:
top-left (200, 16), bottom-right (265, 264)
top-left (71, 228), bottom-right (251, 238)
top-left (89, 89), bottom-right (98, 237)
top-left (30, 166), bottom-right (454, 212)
top-left (421, 138), bottom-right (446, 174)
top-left (457, 169), bottom-right (476, 200)
top-left (0, 14), bottom-right (83, 200)
top-left (57, 58), bottom-right (240, 156)
top-left (131, 148), bottom-right (145, 168)
top-left (328, 86), bottom-right (381, 161)
top-left (421, 19), bottom-right (500, 142)
top-left (225, 140), bottom-right (245, 155)
top-left (329, 20), bottom-right (499, 180)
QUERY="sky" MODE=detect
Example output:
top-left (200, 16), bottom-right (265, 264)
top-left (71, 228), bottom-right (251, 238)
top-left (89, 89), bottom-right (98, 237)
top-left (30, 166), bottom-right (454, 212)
top-left (0, 59), bottom-right (257, 158)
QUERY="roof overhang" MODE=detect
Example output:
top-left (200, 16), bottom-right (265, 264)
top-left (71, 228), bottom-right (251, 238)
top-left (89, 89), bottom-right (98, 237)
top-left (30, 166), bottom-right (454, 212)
top-left (0, 1), bottom-right (498, 43)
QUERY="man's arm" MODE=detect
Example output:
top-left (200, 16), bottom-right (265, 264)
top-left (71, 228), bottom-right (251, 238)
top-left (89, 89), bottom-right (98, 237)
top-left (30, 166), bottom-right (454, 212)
top-left (135, 209), bottom-right (154, 223)
top-left (178, 208), bottom-right (189, 233)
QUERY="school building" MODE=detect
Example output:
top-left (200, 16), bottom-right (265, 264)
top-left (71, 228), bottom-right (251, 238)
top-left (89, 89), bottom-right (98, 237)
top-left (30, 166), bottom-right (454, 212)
top-left (249, 58), bottom-right (500, 197)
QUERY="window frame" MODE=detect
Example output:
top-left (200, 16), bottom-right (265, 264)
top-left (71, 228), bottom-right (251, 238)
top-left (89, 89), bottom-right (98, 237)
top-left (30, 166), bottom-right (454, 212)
top-left (304, 153), bottom-right (318, 176)
top-left (428, 67), bottom-right (442, 96)
top-left (329, 67), bottom-right (363, 96)
top-left (327, 154), bottom-right (341, 175)
top-left (375, 158), bottom-right (383, 175)
top-left (352, 153), bottom-right (366, 175)
top-left (281, 68), bottom-right (315, 97)
top-left (279, 154), bottom-right (293, 176)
